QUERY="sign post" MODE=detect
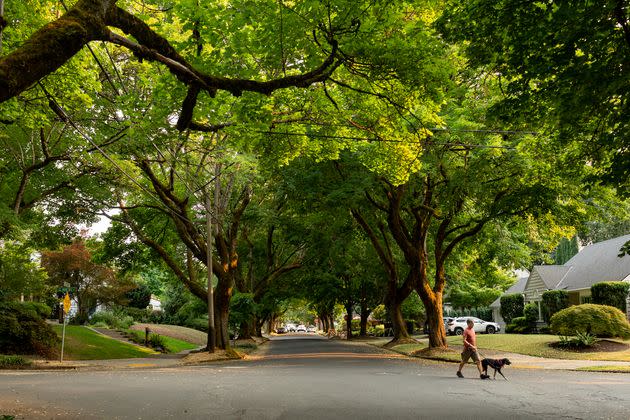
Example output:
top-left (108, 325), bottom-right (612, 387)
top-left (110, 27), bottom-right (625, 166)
top-left (60, 293), bottom-right (70, 362)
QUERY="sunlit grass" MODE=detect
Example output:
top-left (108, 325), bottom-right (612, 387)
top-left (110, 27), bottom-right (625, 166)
top-left (446, 334), bottom-right (630, 361)
top-left (53, 325), bottom-right (156, 360)
top-left (575, 365), bottom-right (630, 372)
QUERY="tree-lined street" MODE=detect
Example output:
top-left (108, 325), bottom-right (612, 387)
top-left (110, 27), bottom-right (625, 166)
top-left (3, 337), bottom-right (630, 419)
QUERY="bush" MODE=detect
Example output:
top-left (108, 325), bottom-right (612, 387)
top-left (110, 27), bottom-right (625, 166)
top-left (542, 290), bottom-right (569, 323)
top-left (550, 304), bottom-right (630, 338)
top-left (0, 301), bottom-right (60, 357)
top-left (367, 324), bottom-right (385, 337)
top-left (524, 303), bottom-right (538, 323)
top-left (148, 333), bottom-right (165, 350)
top-left (505, 316), bottom-right (534, 334)
top-left (125, 285), bottom-right (152, 309)
top-left (500, 294), bottom-right (524, 324)
top-left (89, 311), bottom-right (134, 329)
top-left (21, 302), bottom-right (52, 319)
top-left (557, 332), bottom-right (597, 349)
top-left (0, 355), bottom-right (31, 369)
top-left (591, 282), bottom-right (630, 313)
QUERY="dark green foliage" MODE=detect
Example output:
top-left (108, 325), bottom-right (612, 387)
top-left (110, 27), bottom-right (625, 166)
top-left (542, 290), bottom-right (569, 323)
top-left (591, 282), bottom-right (630, 313)
top-left (20, 302), bottom-right (52, 319)
top-left (553, 237), bottom-right (579, 265)
top-left (505, 316), bottom-right (533, 334)
top-left (524, 303), bottom-right (538, 323)
top-left (500, 293), bottom-right (524, 324)
top-left (125, 284), bottom-right (152, 309)
top-left (0, 301), bottom-right (59, 357)
top-left (550, 304), bottom-right (630, 338)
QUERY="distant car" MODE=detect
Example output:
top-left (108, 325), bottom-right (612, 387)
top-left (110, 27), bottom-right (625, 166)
top-left (276, 327), bottom-right (286, 334)
top-left (296, 324), bottom-right (307, 332)
top-left (307, 326), bottom-right (317, 333)
top-left (447, 317), bottom-right (500, 335)
top-left (285, 323), bottom-right (297, 332)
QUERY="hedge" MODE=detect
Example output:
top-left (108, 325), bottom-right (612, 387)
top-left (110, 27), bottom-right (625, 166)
top-left (0, 301), bottom-right (59, 357)
top-left (550, 304), bottom-right (630, 338)
top-left (542, 290), bottom-right (569, 323)
top-left (500, 293), bottom-right (524, 324)
top-left (591, 282), bottom-right (630, 313)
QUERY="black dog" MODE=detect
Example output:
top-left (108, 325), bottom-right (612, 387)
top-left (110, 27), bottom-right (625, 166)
top-left (481, 358), bottom-right (511, 380)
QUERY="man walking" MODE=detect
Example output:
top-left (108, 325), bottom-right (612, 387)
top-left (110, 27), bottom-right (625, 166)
top-left (456, 319), bottom-right (489, 379)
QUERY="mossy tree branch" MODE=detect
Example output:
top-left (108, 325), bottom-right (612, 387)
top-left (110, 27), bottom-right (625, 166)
top-left (0, 0), bottom-right (342, 105)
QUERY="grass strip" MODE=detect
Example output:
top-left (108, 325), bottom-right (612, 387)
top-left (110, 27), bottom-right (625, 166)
top-left (575, 365), bottom-right (630, 373)
top-left (52, 325), bottom-right (156, 360)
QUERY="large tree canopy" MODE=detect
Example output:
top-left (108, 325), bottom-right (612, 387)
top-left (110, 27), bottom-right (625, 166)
top-left (437, 0), bottom-right (630, 194)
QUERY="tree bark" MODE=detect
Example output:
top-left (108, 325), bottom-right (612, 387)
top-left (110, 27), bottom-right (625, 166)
top-left (359, 305), bottom-right (370, 337)
top-left (345, 303), bottom-right (353, 339)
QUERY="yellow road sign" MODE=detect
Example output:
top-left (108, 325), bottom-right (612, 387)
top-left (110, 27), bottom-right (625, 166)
top-left (63, 293), bottom-right (71, 314)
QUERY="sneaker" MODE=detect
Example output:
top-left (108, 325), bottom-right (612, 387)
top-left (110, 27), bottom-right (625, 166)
top-left (480, 374), bottom-right (490, 380)
top-left (456, 371), bottom-right (464, 378)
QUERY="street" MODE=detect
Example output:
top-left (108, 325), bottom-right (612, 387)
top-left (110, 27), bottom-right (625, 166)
top-left (2, 335), bottom-right (630, 419)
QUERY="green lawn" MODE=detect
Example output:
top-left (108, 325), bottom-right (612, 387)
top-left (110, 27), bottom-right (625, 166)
top-left (53, 325), bottom-right (157, 360)
top-left (159, 335), bottom-right (198, 353)
top-left (365, 334), bottom-right (630, 362)
top-left (447, 334), bottom-right (630, 362)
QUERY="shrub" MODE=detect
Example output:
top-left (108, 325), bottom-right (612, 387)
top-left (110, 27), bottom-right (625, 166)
top-left (505, 316), bottom-right (534, 334)
top-left (524, 303), bottom-right (538, 323)
top-left (0, 355), bottom-right (32, 369)
top-left (591, 282), bottom-right (630, 313)
top-left (125, 285), bottom-right (152, 309)
top-left (21, 302), bottom-right (52, 319)
top-left (0, 301), bottom-right (59, 357)
top-left (550, 304), bottom-right (630, 338)
top-left (542, 290), bottom-right (569, 323)
top-left (89, 311), bottom-right (134, 329)
top-left (148, 333), bottom-right (165, 350)
top-left (557, 332), bottom-right (597, 349)
top-left (500, 294), bottom-right (524, 324)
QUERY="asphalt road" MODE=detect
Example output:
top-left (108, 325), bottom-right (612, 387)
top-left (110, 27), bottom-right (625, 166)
top-left (2, 335), bottom-right (630, 419)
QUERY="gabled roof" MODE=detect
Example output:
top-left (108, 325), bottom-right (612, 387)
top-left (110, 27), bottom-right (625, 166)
top-left (556, 234), bottom-right (630, 291)
top-left (532, 265), bottom-right (573, 289)
top-left (490, 276), bottom-right (529, 308)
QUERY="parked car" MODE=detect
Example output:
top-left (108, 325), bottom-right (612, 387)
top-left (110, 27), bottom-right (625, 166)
top-left (307, 326), bottom-right (317, 333)
top-left (423, 317), bottom-right (455, 334)
top-left (285, 323), bottom-right (297, 332)
top-left (296, 324), bottom-right (307, 332)
top-left (276, 326), bottom-right (286, 334)
top-left (447, 317), bottom-right (500, 335)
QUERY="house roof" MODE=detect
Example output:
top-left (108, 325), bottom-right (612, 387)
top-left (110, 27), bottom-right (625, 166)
top-left (532, 265), bottom-right (573, 289)
top-left (555, 234), bottom-right (630, 291)
top-left (490, 276), bottom-right (529, 308)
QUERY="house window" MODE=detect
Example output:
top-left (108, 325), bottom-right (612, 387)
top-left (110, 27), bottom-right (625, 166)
top-left (581, 296), bottom-right (592, 304)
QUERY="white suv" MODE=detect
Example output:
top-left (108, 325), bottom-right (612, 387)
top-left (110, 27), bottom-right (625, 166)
top-left (447, 317), bottom-right (500, 335)
top-left (296, 324), bottom-right (307, 332)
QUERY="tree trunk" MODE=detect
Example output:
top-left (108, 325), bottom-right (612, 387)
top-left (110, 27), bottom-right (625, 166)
top-left (345, 303), bottom-right (353, 339)
top-left (213, 277), bottom-right (232, 349)
top-left (424, 293), bottom-right (447, 348)
top-left (388, 298), bottom-right (409, 341)
top-left (359, 305), bottom-right (370, 336)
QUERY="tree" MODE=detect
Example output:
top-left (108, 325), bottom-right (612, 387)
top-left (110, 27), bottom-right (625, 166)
top-left (437, 0), bottom-right (630, 195)
top-left (41, 240), bottom-right (131, 322)
top-left (0, 240), bottom-right (47, 301)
